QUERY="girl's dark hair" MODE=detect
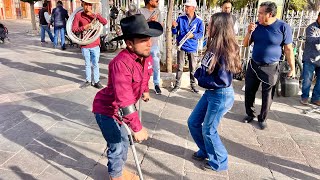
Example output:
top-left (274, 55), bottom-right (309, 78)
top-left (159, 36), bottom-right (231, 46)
top-left (206, 12), bottom-right (241, 74)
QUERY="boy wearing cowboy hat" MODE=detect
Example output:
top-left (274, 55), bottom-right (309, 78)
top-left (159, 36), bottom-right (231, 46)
top-left (72, 0), bottom-right (107, 89)
top-left (92, 14), bottom-right (163, 180)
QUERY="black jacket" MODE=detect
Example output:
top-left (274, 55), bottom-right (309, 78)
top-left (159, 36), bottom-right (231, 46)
top-left (51, 6), bottom-right (69, 28)
top-left (39, 8), bottom-right (48, 25)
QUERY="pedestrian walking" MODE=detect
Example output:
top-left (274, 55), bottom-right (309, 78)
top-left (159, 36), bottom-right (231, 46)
top-left (92, 14), bottom-right (163, 180)
top-left (39, 2), bottom-right (54, 44)
top-left (71, 0), bottom-right (107, 89)
top-left (50, 1), bottom-right (69, 50)
top-left (242, 1), bottom-right (295, 129)
top-left (188, 12), bottom-right (241, 172)
top-left (300, 12), bottom-right (320, 106)
top-left (138, 0), bottom-right (163, 95)
top-left (171, 0), bottom-right (204, 93)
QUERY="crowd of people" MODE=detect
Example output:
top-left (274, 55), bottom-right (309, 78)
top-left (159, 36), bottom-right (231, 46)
top-left (37, 0), bottom-right (319, 179)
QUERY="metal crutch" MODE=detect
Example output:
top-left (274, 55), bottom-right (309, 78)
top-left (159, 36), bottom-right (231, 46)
top-left (120, 99), bottom-right (144, 180)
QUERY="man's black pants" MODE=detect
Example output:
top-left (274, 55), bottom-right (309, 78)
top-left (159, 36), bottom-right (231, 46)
top-left (175, 50), bottom-right (197, 87)
top-left (245, 60), bottom-right (279, 122)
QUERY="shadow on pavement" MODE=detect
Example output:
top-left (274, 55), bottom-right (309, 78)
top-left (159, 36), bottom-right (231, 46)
top-left (0, 58), bottom-right (83, 84)
top-left (0, 93), bottom-right (105, 179)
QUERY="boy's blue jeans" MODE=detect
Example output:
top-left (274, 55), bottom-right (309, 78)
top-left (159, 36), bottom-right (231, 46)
top-left (301, 61), bottom-right (320, 102)
top-left (95, 114), bottom-right (129, 178)
top-left (188, 86), bottom-right (234, 171)
top-left (53, 27), bottom-right (65, 48)
top-left (81, 46), bottom-right (100, 83)
top-left (40, 25), bottom-right (54, 42)
top-left (151, 45), bottom-right (161, 86)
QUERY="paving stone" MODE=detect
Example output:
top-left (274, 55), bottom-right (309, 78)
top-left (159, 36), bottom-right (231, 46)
top-left (30, 127), bottom-right (82, 149)
top-left (161, 104), bottom-right (191, 121)
top-left (0, 150), bottom-right (16, 165)
top-left (292, 133), bottom-right (320, 146)
top-left (299, 143), bottom-right (320, 175)
top-left (2, 144), bottom-right (60, 174)
top-left (0, 168), bottom-right (37, 180)
top-left (258, 136), bottom-right (305, 160)
top-left (86, 156), bottom-right (110, 180)
top-left (221, 125), bottom-right (259, 146)
top-left (0, 116), bottom-right (25, 133)
top-left (53, 117), bottom-right (94, 131)
top-left (183, 172), bottom-right (228, 180)
top-left (139, 111), bottom-right (160, 124)
top-left (147, 134), bottom-right (187, 156)
top-left (221, 112), bottom-right (247, 127)
top-left (0, 120), bottom-right (46, 152)
top-left (126, 143), bottom-right (148, 163)
top-left (228, 163), bottom-right (273, 180)
top-left (142, 121), bottom-right (158, 135)
top-left (53, 141), bottom-right (105, 170)
top-left (154, 119), bottom-right (189, 137)
top-left (74, 127), bottom-right (105, 144)
top-left (36, 164), bottom-right (91, 180)
top-left (184, 149), bottom-right (228, 177)
top-left (166, 94), bottom-right (198, 109)
top-left (140, 152), bottom-right (184, 180)
top-left (223, 140), bottom-right (268, 167)
top-left (267, 156), bottom-right (320, 180)
top-left (282, 118), bottom-right (318, 135)
top-left (253, 120), bottom-right (290, 138)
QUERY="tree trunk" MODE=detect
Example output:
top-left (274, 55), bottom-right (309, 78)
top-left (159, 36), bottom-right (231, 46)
top-left (30, 2), bottom-right (37, 30)
top-left (166, 0), bottom-right (174, 73)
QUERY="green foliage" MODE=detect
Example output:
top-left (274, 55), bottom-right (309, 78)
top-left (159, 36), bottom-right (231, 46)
top-left (233, 0), bottom-right (258, 10)
top-left (207, 0), bottom-right (220, 7)
top-left (289, 0), bottom-right (308, 11)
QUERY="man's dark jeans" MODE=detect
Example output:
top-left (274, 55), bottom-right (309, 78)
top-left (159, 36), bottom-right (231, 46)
top-left (175, 50), bottom-right (197, 87)
top-left (245, 60), bottom-right (279, 122)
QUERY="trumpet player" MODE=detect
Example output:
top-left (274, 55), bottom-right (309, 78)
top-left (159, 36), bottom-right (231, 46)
top-left (72, 0), bottom-right (107, 89)
top-left (171, 0), bottom-right (204, 93)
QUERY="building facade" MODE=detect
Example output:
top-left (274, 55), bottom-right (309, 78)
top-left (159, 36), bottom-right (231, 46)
top-left (0, 0), bottom-right (81, 20)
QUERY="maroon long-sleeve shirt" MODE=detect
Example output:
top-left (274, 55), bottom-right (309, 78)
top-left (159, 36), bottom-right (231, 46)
top-left (92, 49), bottom-right (153, 132)
top-left (71, 12), bottom-right (107, 48)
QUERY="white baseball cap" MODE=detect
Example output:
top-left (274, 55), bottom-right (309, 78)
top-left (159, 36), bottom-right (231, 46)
top-left (184, 0), bottom-right (197, 7)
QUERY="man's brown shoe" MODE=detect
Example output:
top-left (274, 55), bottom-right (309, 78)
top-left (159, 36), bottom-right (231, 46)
top-left (300, 98), bottom-right (309, 105)
top-left (311, 100), bottom-right (320, 106)
top-left (123, 169), bottom-right (139, 180)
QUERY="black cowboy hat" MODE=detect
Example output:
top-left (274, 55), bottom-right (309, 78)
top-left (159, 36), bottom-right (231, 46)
top-left (111, 14), bottom-right (163, 41)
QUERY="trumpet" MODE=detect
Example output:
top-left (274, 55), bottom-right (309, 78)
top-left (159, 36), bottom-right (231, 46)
top-left (177, 24), bottom-right (197, 50)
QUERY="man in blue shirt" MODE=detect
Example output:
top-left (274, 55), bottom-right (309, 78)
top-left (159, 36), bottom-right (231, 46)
top-left (171, 0), bottom-right (204, 93)
top-left (243, 1), bottom-right (295, 130)
top-left (300, 13), bottom-right (320, 106)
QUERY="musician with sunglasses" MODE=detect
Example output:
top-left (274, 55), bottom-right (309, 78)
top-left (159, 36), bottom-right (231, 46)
top-left (72, 0), bottom-right (107, 89)
top-left (171, 0), bottom-right (204, 93)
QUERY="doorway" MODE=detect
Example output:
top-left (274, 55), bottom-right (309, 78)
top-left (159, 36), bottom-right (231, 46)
top-left (4, 0), bottom-right (13, 19)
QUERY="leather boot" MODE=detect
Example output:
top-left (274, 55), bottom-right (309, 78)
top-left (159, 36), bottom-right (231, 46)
top-left (109, 176), bottom-right (124, 180)
top-left (123, 169), bottom-right (139, 180)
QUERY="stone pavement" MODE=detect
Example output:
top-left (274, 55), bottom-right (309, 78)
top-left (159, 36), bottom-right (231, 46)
top-left (0, 20), bottom-right (320, 180)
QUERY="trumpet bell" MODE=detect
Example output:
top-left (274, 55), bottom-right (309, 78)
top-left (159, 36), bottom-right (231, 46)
top-left (66, 7), bottom-right (104, 45)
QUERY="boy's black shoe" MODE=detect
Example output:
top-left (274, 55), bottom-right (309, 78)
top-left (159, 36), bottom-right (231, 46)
top-left (93, 81), bottom-right (103, 89)
top-left (155, 85), bottom-right (162, 95)
top-left (243, 116), bottom-right (254, 123)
